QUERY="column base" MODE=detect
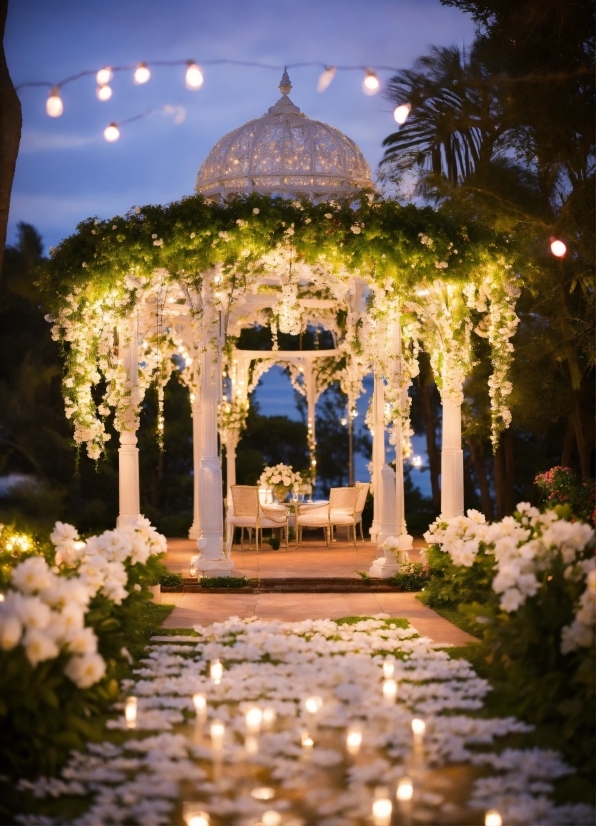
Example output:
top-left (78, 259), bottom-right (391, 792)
top-left (192, 556), bottom-right (235, 578)
top-left (117, 513), bottom-right (142, 527)
top-left (188, 522), bottom-right (201, 540)
top-left (369, 557), bottom-right (400, 579)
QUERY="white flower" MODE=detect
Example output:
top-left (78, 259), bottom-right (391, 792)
top-left (11, 557), bottom-right (53, 595)
top-left (252, 208), bottom-right (260, 215)
top-left (64, 653), bottom-right (107, 688)
top-left (0, 614), bottom-right (22, 649)
top-left (65, 626), bottom-right (98, 656)
top-left (351, 225), bottom-right (361, 234)
top-left (324, 213), bottom-right (332, 219)
top-left (499, 589), bottom-right (525, 613)
top-left (50, 521), bottom-right (80, 546)
top-left (12, 593), bottom-right (52, 630)
top-left (23, 628), bottom-right (60, 667)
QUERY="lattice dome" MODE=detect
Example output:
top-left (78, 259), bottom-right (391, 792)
top-left (196, 70), bottom-right (374, 202)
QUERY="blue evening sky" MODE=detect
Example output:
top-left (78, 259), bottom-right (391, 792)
top-left (5, 0), bottom-right (475, 494)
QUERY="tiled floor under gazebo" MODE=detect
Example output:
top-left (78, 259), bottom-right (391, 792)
top-left (159, 535), bottom-right (478, 646)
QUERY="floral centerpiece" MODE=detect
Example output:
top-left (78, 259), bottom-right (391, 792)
top-left (258, 463), bottom-right (302, 503)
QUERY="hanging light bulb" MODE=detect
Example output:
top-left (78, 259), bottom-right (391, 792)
top-left (550, 238), bottom-right (567, 258)
top-left (104, 122), bottom-right (120, 142)
top-left (185, 61), bottom-right (204, 89)
top-left (363, 69), bottom-right (380, 95)
top-left (96, 66), bottom-right (112, 85)
top-left (393, 103), bottom-right (411, 124)
top-left (46, 87), bottom-right (63, 117)
top-left (317, 66), bottom-right (336, 92)
top-left (134, 62), bottom-right (151, 84)
top-left (96, 84), bottom-right (112, 101)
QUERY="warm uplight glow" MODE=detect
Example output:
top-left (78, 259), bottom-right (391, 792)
top-left (185, 62), bottom-right (204, 89)
top-left (124, 696), bottom-right (137, 728)
top-left (372, 796), bottom-right (392, 826)
top-left (246, 707), bottom-right (263, 734)
top-left (210, 658), bottom-right (223, 684)
top-left (396, 777), bottom-right (414, 802)
top-left (346, 726), bottom-right (362, 755)
top-left (317, 66), bottom-right (336, 92)
top-left (382, 678), bottom-right (397, 703)
top-left (96, 84), bottom-right (112, 101)
top-left (550, 238), bottom-right (567, 258)
top-left (363, 70), bottom-right (380, 95)
top-left (393, 103), bottom-right (411, 124)
top-left (411, 718), bottom-right (426, 736)
top-left (96, 66), bottom-right (112, 85)
top-left (104, 123), bottom-right (120, 142)
top-left (134, 62), bottom-right (151, 84)
top-left (46, 87), bottom-right (63, 117)
top-left (485, 811), bottom-right (503, 826)
top-left (251, 787), bottom-right (275, 801)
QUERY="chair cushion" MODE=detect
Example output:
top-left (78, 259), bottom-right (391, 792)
top-left (228, 516), bottom-right (257, 528)
top-left (297, 515), bottom-right (329, 526)
top-left (329, 513), bottom-right (356, 526)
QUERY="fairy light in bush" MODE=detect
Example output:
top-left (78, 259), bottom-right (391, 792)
top-left (46, 86), bottom-right (63, 117)
top-left (550, 238), bottom-right (567, 258)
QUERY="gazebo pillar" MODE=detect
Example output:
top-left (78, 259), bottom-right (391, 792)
top-left (117, 318), bottom-right (141, 526)
top-left (305, 362), bottom-right (317, 489)
top-left (369, 374), bottom-right (385, 551)
top-left (226, 432), bottom-right (239, 495)
top-left (188, 386), bottom-right (202, 540)
top-left (441, 394), bottom-right (464, 518)
top-left (394, 314), bottom-right (413, 549)
top-left (193, 307), bottom-right (233, 577)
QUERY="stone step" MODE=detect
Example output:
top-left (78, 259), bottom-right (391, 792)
top-left (161, 577), bottom-right (408, 594)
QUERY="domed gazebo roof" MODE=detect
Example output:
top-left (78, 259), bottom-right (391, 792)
top-left (195, 70), bottom-right (374, 202)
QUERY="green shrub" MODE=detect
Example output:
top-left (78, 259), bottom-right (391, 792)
top-left (387, 562), bottom-right (430, 591)
top-left (199, 576), bottom-right (249, 588)
top-left (423, 543), bottom-right (495, 608)
top-left (159, 572), bottom-right (183, 588)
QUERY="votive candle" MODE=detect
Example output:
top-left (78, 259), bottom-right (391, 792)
top-left (124, 696), bottom-right (137, 729)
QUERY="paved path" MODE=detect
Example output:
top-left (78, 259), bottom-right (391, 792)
top-left (159, 591), bottom-right (477, 646)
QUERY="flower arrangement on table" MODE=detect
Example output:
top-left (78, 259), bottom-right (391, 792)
top-left (258, 464), bottom-right (302, 502)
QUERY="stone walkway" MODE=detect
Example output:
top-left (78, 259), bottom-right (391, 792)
top-left (161, 536), bottom-right (478, 646)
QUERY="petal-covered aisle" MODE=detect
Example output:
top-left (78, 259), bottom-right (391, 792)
top-left (17, 617), bottom-right (594, 826)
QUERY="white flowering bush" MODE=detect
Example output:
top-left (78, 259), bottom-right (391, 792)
top-left (258, 463), bottom-right (302, 493)
top-left (424, 503), bottom-right (595, 780)
top-left (0, 518), bottom-right (167, 776)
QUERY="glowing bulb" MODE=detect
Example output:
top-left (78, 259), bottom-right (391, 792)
top-left (185, 62), bottom-right (204, 89)
top-left (550, 238), bottom-right (567, 258)
top-left (96, 84), bottom-right (112, 101)
top-left (134, 62), bottom-right (151, 84)
top-left (246, 707), bottom-right (263, 734)
top-left (396, 777), bottom-right (414, 802)
top-left (411, 718), bottom-right (426, 736)
top-left (262, 812), bottom-right (282, 826)
top-left (340, 417), bottom-right (347, 426)
top-left (393, 103), bottom-right (411, 124)
top-left (124, 696), bottom-right (137, 728)
top-left (363, 70), bottom-right (380, 95)
top-left (104, 122), bottom-right (120, 142)
top-left (96, 66), bottom-right (112, 85)
top-left (382, 658), bottom-right (394, 679)
top-left (210, 658), bottom-right (223, 684)
top-left (317, 65), bottom-right (336, 92)
top-left (485, 811), bottom-right (502, 826)
top-left (382, 678), bottom-right (397, 703)
top-left (411, 455), bottom-right (422, 468)
top-left (346, 726), bottom-right (362, 755)
top-left (372, 796), bottom-right (392, 826)
top-left (46, 87), bottom-right (63, 117)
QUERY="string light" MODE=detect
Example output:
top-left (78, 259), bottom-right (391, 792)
top-left (393, 103), bottom-right (411, 124)
top-left (134, 62), bottom-right (151, 84)
top-left (46, 86), bottom-right (63, 117)
top-left (185, 61), bottom-right (204, 89)
top-left (96, 84), bottom-right (112, 101)
top-left (96, 66), bottom-right (112, 85)
top-left (104, 122), bottom-right (120, 142)
top-left (363, 69), bottom-right (380, 95)
top-left (317, 65), bottom-right (336, 92)
top-left (550, 238), bottom-right (567, 258)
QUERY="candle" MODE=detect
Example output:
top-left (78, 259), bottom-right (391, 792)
top-left (251, 787), bottom-right (275, 801)
top-left (485, 811), bottom-right (502, 826)
top-left (124, 696), bottom-right (137, 729)
top-left (262, 707), bottom-right (277, 730)
top-left (411, 718), bottom-right (426, 737)
top-left (193, 692), bottom-right (207, 721)
top-left (346, 725), bottom-right (362, 755)
top-left (304, 695), bottom-right (323, 714)
top-left (210, 719), bottom-right (225, 753)
top-left (210, 659), bottom-right (223, 685)
top-left (261, 812), bottom-right (282, 826)
top-left (372, 789), bottom-right (392, 826)
top-left (382, 678), bottom-right (397, 704)
top-left (382, 658), bottom-right (395, 679)
top-left (396, 777), bottom-right (413, 826)
top-left (301, 730), bottom-right (314, 749)
top-left (182, 803), bottom-right (210, 826)
top-left (245, 707), bottom-right (263, 734)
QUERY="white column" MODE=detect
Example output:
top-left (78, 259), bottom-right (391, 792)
top-left (188, 387), bottom-right (202, 540)
top-left (226, 432), bottom-right (238, 495)
top-left (369, 374), bottom-right (385, 550)
top-left (369, 464), bottom-right (400, 578)
top-left (441, 395), bottom-right (464, 518)
top-left (117, 318), bottom-right (141, 526)
top-left (305, 361), bottom-right (317, 488)
top-left (394, 315), bottom-right (413, 549)
top-left (193, 312), bottom-right (233, 577)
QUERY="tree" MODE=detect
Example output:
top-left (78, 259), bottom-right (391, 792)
top-left (0, 0), bottom-right (22, 285)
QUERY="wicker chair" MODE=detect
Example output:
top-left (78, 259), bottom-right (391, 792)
top-left (227, 485), bottom-right (289, 553)
top-left (328, 486), bottom-right (360, 547)
top-left (354, 481), bottom-right (370, 541)
top-left (295, 501), bottom-right (331, 546)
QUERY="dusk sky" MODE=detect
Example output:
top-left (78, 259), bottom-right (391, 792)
top-left (6, 0), bottom-right (477, 490)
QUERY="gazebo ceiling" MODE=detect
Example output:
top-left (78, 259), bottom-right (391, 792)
top-left (195, 69), bottom-right (374, 203)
